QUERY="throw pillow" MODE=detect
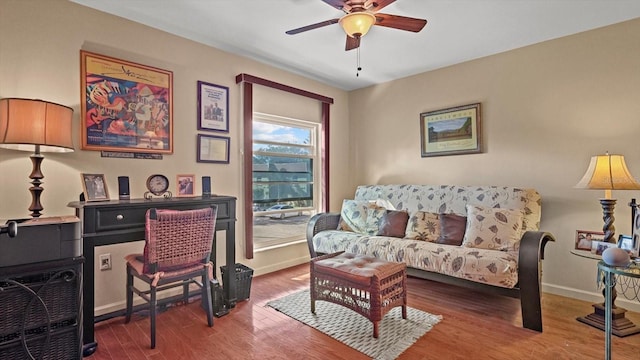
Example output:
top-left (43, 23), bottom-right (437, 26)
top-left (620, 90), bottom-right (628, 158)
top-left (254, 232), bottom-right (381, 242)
top-left (377, 210), bottom-right (409, 238)
top-left (369, 198), bottom-right (397, 210)
top-left (462, 205), bottom-right (525, 251)
top-left (437, 213), bottom-right (467, 246)
top-left (405, 211), bottom-right (440, 241)
top-left (337, 199), bottom-right (387, 235)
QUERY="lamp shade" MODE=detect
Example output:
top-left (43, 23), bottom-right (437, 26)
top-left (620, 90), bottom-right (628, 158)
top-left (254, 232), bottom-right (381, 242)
top-left (339, 12), bottom-right (376, 38)
top-left (0, 98), bottom-right (74, 153)
top-left (575, 153), bottom-right (640, 198)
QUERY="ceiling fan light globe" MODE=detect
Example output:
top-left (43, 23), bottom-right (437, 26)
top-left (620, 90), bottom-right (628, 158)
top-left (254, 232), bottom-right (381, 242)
top-left (339, 12), bottom-right (376, 38)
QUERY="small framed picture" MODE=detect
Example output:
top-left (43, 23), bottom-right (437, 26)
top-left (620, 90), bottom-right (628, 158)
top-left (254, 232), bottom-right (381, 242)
top-left (575, 230), bottom-right (604, 251)
top-left (618, 234), bottom-right (635, 253)
top-left (197, 81), bottom-right (229, 132)
top-left (592, 240), bottom-right (616, 255)
top-left (176, 174), bottom-right (196, 197)
top-left (81, 173), bottom-right (110, 202)
top-left (197, 134), bottom-right (230, 164)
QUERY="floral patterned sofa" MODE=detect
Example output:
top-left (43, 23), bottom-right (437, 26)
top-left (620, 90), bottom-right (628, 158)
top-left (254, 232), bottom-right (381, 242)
top-left (306, 185), bottom-right (555, 332)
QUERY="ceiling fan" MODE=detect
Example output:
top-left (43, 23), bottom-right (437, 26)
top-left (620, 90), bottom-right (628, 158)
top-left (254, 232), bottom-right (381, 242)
top-left (285, 0), bottom-right (427, 51)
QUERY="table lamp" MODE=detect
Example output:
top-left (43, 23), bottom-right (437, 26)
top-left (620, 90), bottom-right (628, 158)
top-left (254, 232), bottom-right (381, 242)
top-left (575, 152), bottom-right (640, 243)
top-left (0, 98), bottom-right (74, 217)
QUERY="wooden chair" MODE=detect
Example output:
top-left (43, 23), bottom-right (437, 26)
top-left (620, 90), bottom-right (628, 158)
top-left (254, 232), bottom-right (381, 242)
top-left (124, 207), bottom-right (217, 349)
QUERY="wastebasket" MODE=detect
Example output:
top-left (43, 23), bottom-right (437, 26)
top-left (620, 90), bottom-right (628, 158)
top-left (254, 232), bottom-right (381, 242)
top-left (221, 263), bottom-right (254, 301)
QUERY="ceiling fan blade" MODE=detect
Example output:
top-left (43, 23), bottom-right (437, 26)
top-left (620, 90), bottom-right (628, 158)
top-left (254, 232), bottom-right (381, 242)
top-left (374, 13), bottom-right (427, 32)
top-left (345, 35), bottom-right (360, 51)
top-left (366, 0), bottom-right (396, 12)
top-left (321, 0), bottom-right (348, 11)
top-left (322, 0), bottom-right (397, 12)
top-left (285, 19), bottom-right (340, 35)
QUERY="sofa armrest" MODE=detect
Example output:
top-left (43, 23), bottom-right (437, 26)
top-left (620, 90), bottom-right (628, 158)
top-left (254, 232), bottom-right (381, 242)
top-left (518, 231), bottom-right (556, 331)
top-left (306, 212), bottom-right (341, 258)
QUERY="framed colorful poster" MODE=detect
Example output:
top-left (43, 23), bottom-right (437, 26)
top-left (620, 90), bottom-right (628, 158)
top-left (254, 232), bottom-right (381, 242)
top-left (420, 103), bottom-right (481, 157)
top-left (80, 51), bottom-right (173, 154)
top-left (197, 81), bottom-right (229, 132)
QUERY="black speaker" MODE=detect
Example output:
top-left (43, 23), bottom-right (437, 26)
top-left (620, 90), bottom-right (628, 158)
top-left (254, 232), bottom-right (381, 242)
top-left (202, 176), bottom-right (211, 197)
top-left (118, 176), bottom-right (130, 200)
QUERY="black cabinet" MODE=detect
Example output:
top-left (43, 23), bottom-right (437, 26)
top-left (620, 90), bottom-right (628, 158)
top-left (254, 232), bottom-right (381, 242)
top-left (0, 257), bottom-right (83, 360)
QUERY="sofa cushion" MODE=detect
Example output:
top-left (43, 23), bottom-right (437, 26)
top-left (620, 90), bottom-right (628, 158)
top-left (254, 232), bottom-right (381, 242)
top-left (377, 210), bottom-right (409, 238)
top-left (345, 235), bottom-right (519, 288)
top-left (437, 213), bottom-right (467, 246)
top-left (462, 205), bottom-right (524, 251)
top-left (337, 200), bottom-right (386, 235)
top-left (405, 211), bottom-right (440, 242)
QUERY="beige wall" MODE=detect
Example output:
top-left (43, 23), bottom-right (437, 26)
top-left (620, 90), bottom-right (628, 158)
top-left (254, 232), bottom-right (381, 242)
top-left (0, 0), bottom-right (351, 314)
top-left (349, 18), bottom-right (640, 311)
top-left (2, 0), bottom-right (639, 314)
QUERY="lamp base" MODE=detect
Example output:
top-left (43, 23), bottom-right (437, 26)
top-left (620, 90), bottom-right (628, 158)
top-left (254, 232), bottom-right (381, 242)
top-left (577, 303), bottom-right (640, 337)
top-left (599, 198), bottom-right (617, 243)
top-left (28, 152), bottom-right (44, 217)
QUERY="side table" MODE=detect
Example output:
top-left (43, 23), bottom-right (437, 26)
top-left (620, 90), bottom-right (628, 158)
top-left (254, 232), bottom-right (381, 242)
top-left (598, 260), bottom-right (640, 360)
top-left (571, 249), bottom-right (640, 336)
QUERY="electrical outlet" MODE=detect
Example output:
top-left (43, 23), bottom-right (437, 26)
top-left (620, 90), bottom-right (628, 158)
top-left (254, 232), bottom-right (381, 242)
top-left (99, 253), bottom-right (112, 271)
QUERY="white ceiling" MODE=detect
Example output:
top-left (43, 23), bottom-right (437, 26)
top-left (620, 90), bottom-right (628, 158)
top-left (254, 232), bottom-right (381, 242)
top-left (70, 0), bottom-right (640, 91)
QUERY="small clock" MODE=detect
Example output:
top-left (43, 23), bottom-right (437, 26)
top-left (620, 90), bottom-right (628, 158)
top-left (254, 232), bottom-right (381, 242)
top-left (145, 174), bottom-right (172, 199)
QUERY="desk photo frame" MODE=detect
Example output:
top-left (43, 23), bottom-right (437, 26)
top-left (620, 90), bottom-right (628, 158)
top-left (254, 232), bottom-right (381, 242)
top-left (81, 173), bottom-right (110, 202)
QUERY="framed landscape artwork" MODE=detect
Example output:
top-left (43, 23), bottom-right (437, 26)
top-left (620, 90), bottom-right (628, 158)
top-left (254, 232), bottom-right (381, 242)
top-left (420, 103), bottom-right (481, 157)
top-left (80, 51), bottom-right (173, 154)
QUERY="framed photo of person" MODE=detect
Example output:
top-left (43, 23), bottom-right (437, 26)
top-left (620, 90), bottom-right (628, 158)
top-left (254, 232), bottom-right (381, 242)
top-left (575, 230), bottom-right (603, 251)
top-left (176, 174), bottom-right (196, 197)
top-left (591, 240), bottom-right (616, 255)
top-left (81, 173), bottom-right (110, 202)
top-left (197, 81), bottom-right (229, 132)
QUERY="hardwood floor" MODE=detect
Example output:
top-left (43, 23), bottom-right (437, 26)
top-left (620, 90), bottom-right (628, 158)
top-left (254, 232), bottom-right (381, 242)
top-left (90, 264), bottom-right (640, 359)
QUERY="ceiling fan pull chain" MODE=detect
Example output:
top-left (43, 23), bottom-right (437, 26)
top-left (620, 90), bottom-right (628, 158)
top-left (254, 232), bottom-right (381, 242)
top-left (356, 46), bottom-right (362, 77)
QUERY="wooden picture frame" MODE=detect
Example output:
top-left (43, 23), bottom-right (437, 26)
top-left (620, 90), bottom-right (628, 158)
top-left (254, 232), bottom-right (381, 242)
top-left (197, 134), bottom-right (230, 164)
top-left (80, 50), bottom-right (173, 154)
top-left (176, 174), bottom-right (196, 197)
top-left (420, 103), bottom-right (481, 157)
top-left (575, 230), bottom-right (604, 251)
top-left (197, 81), bottom-right (229, 132)
top-left (81, 173), bottom-right (110, 202)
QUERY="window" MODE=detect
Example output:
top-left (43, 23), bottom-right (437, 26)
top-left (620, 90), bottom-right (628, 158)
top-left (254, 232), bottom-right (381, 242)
top-left (252, 113), bottom-right (320, 249)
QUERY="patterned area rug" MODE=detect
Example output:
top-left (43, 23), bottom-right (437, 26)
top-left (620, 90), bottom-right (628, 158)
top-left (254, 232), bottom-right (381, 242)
top-left (266, 289), bottom-right (442, 360)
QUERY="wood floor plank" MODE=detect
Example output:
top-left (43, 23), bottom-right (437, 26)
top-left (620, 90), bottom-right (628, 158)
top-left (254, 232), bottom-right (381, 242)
top-left (89, 264), bottom-right (640, 359)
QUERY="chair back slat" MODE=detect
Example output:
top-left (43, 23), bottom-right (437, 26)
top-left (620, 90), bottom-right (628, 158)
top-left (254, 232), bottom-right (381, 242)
top-left (143, 206), bottom-right (217, 274)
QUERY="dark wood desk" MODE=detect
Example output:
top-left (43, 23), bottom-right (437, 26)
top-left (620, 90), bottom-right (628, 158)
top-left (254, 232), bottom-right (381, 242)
top-left (68, 196), bottom-right (236, 356)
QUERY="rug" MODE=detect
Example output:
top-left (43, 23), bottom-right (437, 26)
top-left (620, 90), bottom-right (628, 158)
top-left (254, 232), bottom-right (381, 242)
top-left (266, 289), bottom-right (442, 360)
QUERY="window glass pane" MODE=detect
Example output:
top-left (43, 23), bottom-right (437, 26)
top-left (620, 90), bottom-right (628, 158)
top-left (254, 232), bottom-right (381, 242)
top-left (252, 115), bottom-right (318, 248)
top-left (253, 143), bottom-right (311, 155)
top-left (253, 121), bottom-right (311, 145)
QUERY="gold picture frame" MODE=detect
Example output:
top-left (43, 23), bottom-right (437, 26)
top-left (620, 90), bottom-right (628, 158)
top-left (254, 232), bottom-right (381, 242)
top-left (81, 173), bottom-right (110, 202)
top-left (176, 174), bottom-right (196, 197)
top-left (420, 103), bottom-right (481, 157)
top-left (80, 50), bottom-right (173, 154)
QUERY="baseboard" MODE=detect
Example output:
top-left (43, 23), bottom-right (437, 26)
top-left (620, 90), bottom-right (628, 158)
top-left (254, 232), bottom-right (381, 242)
top-left (542, 282), bottom-right (640, 313)
top-left (252, 255), bottom-right (310, 277)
